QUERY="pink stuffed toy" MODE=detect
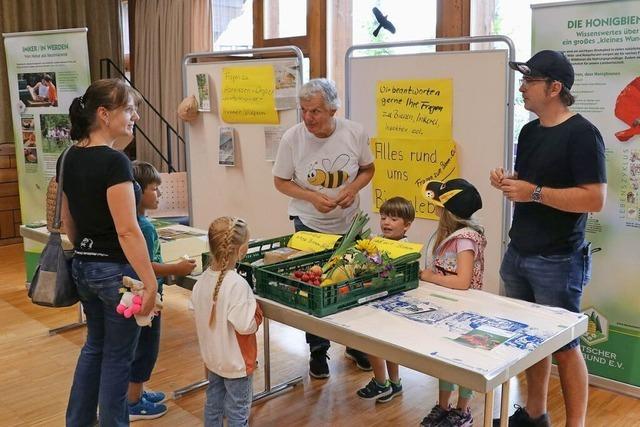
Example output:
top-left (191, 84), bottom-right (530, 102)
top-left (116, 276), bottom-right (163, 327)
top-left (116, 292), bottom-right (143, 318)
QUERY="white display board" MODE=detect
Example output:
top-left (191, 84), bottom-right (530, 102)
top-left (183, 52), bottom-right (302, 238)
top-left (347, 47), bottom-right (512, 294)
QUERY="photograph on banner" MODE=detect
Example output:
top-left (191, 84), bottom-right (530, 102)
top-left (17, 72), bottom-right (58, 108)
top-left (370, 137), bottom-right (458, 220)
top-left (39, 114), bottom-right (72, 153)
top-left (532, 0), bottom-right (640, 389)
top-left (23, 148), bottom-right (38, 167)
top-left (21, 116), bottom-right (35, 130)
top-left (376, 78), bottom-right (452, 140)
top-left (22, 130), bottom-right (36, 147)
top-left (221, 64), bottom-right (279, 124)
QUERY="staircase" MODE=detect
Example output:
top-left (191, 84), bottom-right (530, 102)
top-left (100, 59), bottom-right (189, 223)
top-left (99, 58), bottom-right (186, 173)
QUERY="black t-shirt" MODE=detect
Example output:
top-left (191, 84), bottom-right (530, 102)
top-left (510, 114), bottom-right (606, 255)
top-left (56, 146), bottom-right (136, 262)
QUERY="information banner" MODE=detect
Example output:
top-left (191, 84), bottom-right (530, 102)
top-left (3, 28), bottom-right (91, 279)
top-left (532, 0), bottom-right (640, 393)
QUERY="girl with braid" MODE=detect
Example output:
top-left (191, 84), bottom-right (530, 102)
top-left (191, 217), bottom-right (263, 427)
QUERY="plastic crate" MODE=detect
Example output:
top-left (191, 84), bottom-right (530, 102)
top-left (255, 252), bottom-right (420, 317)
top-left (201, 235), bottom-right (332, 289)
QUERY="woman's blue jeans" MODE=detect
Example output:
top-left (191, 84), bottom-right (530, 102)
top-left (66, 259), bottom-right (141, 427)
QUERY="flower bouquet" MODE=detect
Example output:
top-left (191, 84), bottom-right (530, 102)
top-left (320, 212), bottom-right (420, 286)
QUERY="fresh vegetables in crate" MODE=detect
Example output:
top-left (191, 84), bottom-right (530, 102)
top-left (255, 212), bottom-right (421, 317)
top-left (286, 211), bottom-right (421, 287)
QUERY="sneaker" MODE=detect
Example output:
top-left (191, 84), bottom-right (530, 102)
top-left (356, 378), bottom-right (392, 401)
top-left (437, 408), bottom-right (473, 427)
top-left (309, 350), bottom-right (330, 379)
top-left (377, 379), bottom-right (403, 403)
top-left (345, 348), bottom-right (372, 371)
top-left (129, 398), bottom-right (168, 421)
top-left (492, 405), bottom-right (551, 427)
top-left (142, 390), bottom-right (166, 404)
top-left (421, 404), bottom-right (450, 427)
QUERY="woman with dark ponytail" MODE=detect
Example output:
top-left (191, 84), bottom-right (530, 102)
top-left (59, 79), bottom-right (161, 427)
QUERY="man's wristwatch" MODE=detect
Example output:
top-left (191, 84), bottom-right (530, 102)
top-left (531, 185), bottom-right (543, 203)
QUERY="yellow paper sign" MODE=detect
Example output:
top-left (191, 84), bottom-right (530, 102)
top-left (371, 236), bottom-right (423, 259)
top-left (370, 137), bottom-right (459, 220)
top-left (287, 231), bottom-right (341, 253)
top-left (221, 65), bottom-right (279, 124)
top-left (376, 79), bottom-right (452, 140)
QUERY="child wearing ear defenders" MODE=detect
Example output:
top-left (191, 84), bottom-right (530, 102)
top-left (419, 178), bottom-right (486, 427)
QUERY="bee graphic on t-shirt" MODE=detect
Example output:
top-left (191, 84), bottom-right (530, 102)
top-left (307, 154), bottom-right (350, 189)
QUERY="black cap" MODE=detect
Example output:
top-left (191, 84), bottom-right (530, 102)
top-left (423, 178), bottom-right (482, 219)
top-left (509, 50), bottom-right (574, 90)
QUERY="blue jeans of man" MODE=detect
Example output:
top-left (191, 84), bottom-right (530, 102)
top-left (204, 370), bottom-right (253, 427)
top-left (499, 242), bottom-right (592, 351)
top-left (292, 216), bottom-right (330, 352)
top-left (66, 259), bottom-right (141, 427)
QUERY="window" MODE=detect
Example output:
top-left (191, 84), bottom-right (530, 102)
top-left (471, 0), bottom-right (577, 141)
top-left (350, 1), bottom-right (437, 55)
top-left (329, 0), bottom-right (438, 115)
top-left (263, 0), bottom-right (307, 39)
top-left (213, 0), bottom-right (253, 51)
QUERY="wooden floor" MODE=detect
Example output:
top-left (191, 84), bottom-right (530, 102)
top-left (1, 243), bottom-right (638, 426)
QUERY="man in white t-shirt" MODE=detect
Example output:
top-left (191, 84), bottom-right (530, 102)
top-left (272, 78), bottom-right (375, 379)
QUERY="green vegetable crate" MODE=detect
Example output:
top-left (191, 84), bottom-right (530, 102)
top-left (255, 252), bottom-right (420, 317)
top-left (201, 235), bottom-right (332, 289)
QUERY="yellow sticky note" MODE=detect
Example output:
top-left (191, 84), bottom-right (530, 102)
top-left (371, 236), bottom-right (423, 259)
top-left (370, 137), bottom-right (459, 220)
top-left (377, 79), bottom-right (452, 140)
top-left (287, 231), bottom-right (341, 253)
top-left (221, 65), bottom-right (279, 124)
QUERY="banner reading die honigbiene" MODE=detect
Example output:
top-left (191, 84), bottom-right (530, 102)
top-left (532, 0), bottom-right (640, 393)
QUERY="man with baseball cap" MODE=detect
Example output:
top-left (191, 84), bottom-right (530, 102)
top-left (490, 50), bottom-right (607, 427)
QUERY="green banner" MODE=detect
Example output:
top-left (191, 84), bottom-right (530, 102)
top-left (3, 28), bottom-right (91, 226)
top-left (532, 0), bottom-right (640, 392)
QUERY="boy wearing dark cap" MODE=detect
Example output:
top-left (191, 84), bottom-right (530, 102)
top-left (490, 50), bottom-right (607, 427)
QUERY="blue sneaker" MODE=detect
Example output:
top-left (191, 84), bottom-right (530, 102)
top-left (142, 390), bottom-right (167, 404)
top-left (129, 398), bottom-right (168, 421)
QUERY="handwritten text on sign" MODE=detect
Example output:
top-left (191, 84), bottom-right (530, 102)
top-left (376, 79), bottom-right (452, 140)
top-left (221, 65), bottom-right (279, 124)
top-left (287, 231), bottom-right (341, 253)
top-left (370, 236), bottom-right (423, 259)
top-left (370, 137), bottom-right (458, 220)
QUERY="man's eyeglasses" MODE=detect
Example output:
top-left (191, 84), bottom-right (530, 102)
top-left (519, 77), bottom-right (551, 87)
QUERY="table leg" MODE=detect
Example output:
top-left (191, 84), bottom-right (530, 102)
top-left (483, 389), bottom-right (494, 427)
top-left (173, 378), bottom-right (210, 399)
top-left (252, 317), bottom-right (303, 403)
top-left (49, 303), bottom-right (86, 335)
top-left (500, 381), bottom-right (510, 427)
top-left (174, 317), bottom-right (303, 402)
